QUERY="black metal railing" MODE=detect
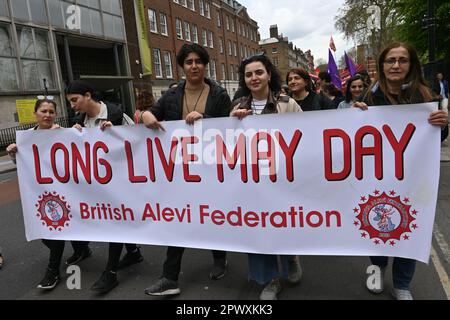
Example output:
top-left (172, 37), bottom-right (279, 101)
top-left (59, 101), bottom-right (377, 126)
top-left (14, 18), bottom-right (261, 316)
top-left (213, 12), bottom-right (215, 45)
top-left (0, 117), bottom-right (71, 148)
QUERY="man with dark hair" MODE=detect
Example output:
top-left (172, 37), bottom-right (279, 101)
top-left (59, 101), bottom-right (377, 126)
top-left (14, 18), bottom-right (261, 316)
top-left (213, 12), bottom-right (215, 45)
top-left (317, 71), bottom-right (331, 90)
top-left (434, 72), bottom-right (449, 112)
top-left (66, 80), bottom-right (144, 294)
top-left (141, 43), bottom-right (231, 296)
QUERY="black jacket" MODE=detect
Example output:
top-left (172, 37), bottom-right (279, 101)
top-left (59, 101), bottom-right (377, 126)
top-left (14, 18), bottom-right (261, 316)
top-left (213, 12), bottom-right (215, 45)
top-left (291, 91), bottom-right (334, 112)
top-left (151, 78), bottom-right (231, 121)
top-left (72, 101), bottom-right (125, 127)
top-left (362, 83), bottom-right (448, 142)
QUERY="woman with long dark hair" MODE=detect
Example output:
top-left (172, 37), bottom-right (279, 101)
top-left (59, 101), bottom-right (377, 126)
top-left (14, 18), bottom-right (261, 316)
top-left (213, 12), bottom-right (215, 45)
top-left (338, 74), bottom-right (367, 109)
top-left (231, 54), bottom-right (303, 300)
top-left (355, 42), bottom-right (448, 300)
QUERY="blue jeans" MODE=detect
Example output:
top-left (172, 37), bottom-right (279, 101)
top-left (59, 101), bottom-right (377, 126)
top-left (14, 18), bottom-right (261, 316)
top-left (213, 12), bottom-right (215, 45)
top-left (370, 256), bottom-right (416, 290)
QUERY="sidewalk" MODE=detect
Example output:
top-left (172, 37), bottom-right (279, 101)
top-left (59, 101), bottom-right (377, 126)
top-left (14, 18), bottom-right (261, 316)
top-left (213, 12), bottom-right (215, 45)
top-left (0, 154), bottom-right (16, 174)
top-left (1, 142), bottom-right (449, 175)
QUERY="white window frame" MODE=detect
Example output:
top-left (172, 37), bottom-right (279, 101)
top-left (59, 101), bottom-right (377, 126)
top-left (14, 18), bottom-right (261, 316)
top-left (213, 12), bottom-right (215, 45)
top-left (205, 1), bottom-right (210, 19)
top-left (153, 49), bottom-right (163, 78)
top-left (164, 51), bottom-right (173, 79)
top-left (175, 18), bottom-right (183, 39)
top-left (202, 29), bottom-right (207, 46)
top-left (160, 13), bottom-right (168, 36)
top-left (148, 9), bottom-right (158, 33)
top-left (187, 0), bottom-right (195, 11)
top-left (192, 24), bottom-right (198, 43)
top-left (184, 21), bottom-right (191, 41)
top-left (207, 30), bottom-right (214, 48)
top-left (199, 0), bottom-right (205, 16)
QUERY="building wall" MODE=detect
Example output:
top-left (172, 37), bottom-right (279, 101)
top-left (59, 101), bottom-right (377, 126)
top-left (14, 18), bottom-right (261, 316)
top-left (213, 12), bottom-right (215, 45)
top-left (0, 0), bottom-right (131, 130)
top-left (143, 0), bottom-right (260, 99)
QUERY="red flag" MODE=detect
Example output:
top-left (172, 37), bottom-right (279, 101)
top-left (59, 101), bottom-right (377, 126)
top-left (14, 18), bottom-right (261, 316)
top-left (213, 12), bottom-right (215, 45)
top-left (329, 36), bottom-right (336, 52)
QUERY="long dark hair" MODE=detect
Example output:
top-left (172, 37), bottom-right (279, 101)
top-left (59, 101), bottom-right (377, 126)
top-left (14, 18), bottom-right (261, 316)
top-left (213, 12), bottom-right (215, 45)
top-left (238, 54), bottom-right (281, 97)
top-left (366, 42), bottom-right (433, 104)
top-left (345, 75), bottom-right (366, 103)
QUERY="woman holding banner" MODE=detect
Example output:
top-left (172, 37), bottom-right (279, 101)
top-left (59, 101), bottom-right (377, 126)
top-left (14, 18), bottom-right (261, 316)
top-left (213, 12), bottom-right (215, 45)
top-left (231, 53), bottom-right (303, 300)
top-left (6, 98), bottom-right (92, 290)
top-left (355, 42), bottom-right (449, 300)
top-left (338, 74), bottom-right (367, 109)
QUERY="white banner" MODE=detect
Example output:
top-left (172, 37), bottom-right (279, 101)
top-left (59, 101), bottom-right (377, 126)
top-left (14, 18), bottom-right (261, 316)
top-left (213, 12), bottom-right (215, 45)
top-left (17, 103), bottom-right (441, 263)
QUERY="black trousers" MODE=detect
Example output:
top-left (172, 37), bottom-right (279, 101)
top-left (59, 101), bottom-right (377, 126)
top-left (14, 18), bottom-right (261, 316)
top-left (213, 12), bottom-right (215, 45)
top-left (105, 243), bottom-right (138, 272)
top-left (42, 240), bottom-right (90, 270)
top-left (163, 246), bottom-right (226, 281)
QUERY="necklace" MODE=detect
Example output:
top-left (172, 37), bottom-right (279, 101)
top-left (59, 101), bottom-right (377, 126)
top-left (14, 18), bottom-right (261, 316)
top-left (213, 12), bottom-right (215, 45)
top-left (184, 84), bottom-right (206, 114)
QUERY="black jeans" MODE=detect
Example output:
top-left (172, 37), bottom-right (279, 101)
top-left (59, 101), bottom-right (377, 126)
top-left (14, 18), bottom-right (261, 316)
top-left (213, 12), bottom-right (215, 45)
top-left (105, 243), bottom-right (139, 272)
top-left (42, 240), bottom-right (90, 271)
top-left (163, 246), bottom-right (226, 281)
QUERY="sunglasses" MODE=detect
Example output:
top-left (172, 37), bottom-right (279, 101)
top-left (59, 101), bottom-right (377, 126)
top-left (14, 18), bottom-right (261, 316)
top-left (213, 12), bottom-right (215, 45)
top-left (37, 95), bottom-right (54, 100)
top-left (242, 52), bottom-right (266, 64)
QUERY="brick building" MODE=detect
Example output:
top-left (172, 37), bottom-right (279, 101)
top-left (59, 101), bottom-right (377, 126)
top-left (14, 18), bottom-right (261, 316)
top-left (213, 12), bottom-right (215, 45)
top-left (259, 25), bottom-right (313, 80)
top-left (142, 0), bottom-right (260, 99)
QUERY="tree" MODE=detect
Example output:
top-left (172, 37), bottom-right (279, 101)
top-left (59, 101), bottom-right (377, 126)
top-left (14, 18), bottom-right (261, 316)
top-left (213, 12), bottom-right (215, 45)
top-left (395, 0), bottom-right (450, 61)
top-left (335, 0), bottom-right (401, 58)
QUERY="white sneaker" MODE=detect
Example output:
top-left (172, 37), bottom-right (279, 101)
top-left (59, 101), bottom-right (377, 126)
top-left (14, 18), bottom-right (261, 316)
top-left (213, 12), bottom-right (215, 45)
top-left (287, 257), bottom-right (303, 285)
top-left (259, 279), bottom-right (282, 300)
top-left (366, 267), bottom-right (385, 294)
top-left (391, 288), bottom-right (413, 300)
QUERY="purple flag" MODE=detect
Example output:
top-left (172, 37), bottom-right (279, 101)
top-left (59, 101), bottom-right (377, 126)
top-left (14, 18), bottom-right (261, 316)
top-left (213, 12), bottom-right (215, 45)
top-left (328, 49), bottom-right (342, 89)
top-left (345, 51), bottom-right (357, 77)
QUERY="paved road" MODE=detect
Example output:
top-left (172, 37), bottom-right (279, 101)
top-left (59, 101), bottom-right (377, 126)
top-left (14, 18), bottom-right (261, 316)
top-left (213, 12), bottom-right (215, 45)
top-left (0, 164), bottom-right (449, 301)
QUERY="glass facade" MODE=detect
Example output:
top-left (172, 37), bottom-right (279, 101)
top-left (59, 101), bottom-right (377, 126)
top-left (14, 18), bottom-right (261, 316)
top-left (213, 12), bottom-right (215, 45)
top-left (0, 0), bottom-right (125, 93)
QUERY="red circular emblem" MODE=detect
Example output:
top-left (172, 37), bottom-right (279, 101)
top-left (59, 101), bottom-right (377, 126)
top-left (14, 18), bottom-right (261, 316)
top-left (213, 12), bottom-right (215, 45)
top-left (354, 190), bottom-right (417, 246)
top-left (36, 192), bottom-right (72, 231)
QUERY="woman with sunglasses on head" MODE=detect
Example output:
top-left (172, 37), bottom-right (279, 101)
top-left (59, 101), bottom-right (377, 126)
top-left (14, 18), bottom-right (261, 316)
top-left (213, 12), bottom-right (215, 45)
top-left (338, 74), bottom-right (367, 109)
top-left (6, 99), bottom-right (92, 290)
top-left (354, 42), bottom-right (448, 300)
top-left (231, 54), bottom-right (303, 300)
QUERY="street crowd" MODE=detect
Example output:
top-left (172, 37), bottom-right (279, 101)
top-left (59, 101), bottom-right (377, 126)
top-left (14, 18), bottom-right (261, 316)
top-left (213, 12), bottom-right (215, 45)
top-left (2, 41), bottom-right (450, 300)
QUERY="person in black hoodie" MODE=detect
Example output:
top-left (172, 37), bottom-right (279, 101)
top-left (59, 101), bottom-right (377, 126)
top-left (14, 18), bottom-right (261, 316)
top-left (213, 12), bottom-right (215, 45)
top-left (141, 43), bottom-right (231, 297)
top-left (354, 42), bottom-right (448, 300)
top-left (66, 80), bottom-right (144, 294)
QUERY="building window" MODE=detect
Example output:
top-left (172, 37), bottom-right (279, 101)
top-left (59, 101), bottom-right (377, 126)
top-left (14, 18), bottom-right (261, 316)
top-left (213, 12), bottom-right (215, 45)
top-left (202, 29), bottom-right (207, 46)
top-left (184, 21), bottom-right (191, 41)
top-left (226, 15), bottom-right (230, 30)
top-left (272, 47), bottom-right (278, 54)
top-left (175, 18), bottom-right (183, 39)
top-left (153, 49), bottom-right (163, 78)
top-left (221, 63), bottom-right (226, 80)
top-left (173, 0), bottom-right (179, 3)
top-left (230, 64), bottom-right (234, 81)
top-left (231, 18), bottom-right (235, 33)
top-left (199, 0), bottom-right (204, 16)
top-left (17, 27), bottom-right (55, 90)
top-left (160, 13), bottom-right (168, 36)
top-left (148, 9), bottom-right (158, 33)
top-left (233, 42), bottom-right (237, 57)
top-left (210, 59), bottom-right (216, 80)
top-left (205, 1), bottom-right (210, 18)
top-left (219, 38), bottom-right (224, 54)
top-left (0, 24), bottom-right (19, 91)
top-left (187, 0), bottom-right (195, 10)
top-left (180, 0), bottom-right (187, 7)
top-left (216, 10), bottom-right (221, 27)
top-left (192, 24), bottom-right (198, 43)
top-left (164, 52), bottom-right (173, 79)
top-left (273, 58), bottom-right (278, 67)
top-left (207, 31), bottom-right (214, 48)
top-left (228, 40), bottom-right (232, 56)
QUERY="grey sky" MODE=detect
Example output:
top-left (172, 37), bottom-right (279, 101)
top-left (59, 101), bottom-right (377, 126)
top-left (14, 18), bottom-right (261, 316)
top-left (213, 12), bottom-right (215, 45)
top-left (238, 0), bottom-right (352, 65)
